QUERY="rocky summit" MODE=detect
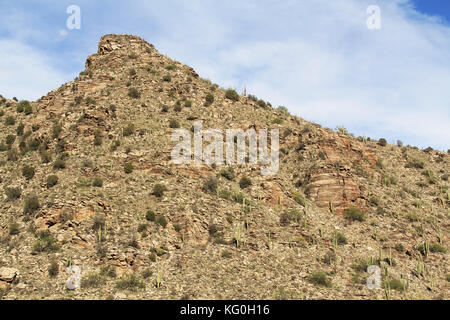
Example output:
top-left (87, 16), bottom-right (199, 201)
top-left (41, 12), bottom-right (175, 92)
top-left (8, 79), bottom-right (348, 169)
top-left (0, 34), bottom-right (448, 300)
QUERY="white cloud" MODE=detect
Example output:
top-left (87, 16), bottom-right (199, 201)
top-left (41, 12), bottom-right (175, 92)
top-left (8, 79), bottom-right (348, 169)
top-left (136, 0), bottom-right (450, 150)
top-left (0, 39), bottom-right (70, 101)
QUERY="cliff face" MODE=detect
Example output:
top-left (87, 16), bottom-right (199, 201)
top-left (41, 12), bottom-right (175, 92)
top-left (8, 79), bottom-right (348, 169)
top-left (0, 34), bottom-right (448, 300)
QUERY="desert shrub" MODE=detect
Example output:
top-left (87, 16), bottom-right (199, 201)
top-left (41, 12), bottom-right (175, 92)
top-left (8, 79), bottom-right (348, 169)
top-left (369, 196), bottom-right (380, 206)
top-left (40, 150), bottom-right (52, 163)
top-left (184, 100), bottom-right (192, 108)
top-left (162, 74), bottom-right (171, 82)
top-left (32, 231), bottom-right (59, 253)
top-left (165, 64), bottom-right (177, 70)
top-left (308, 272), bottom-right (332, 287)
top-left (129, 68), bottom-right (136, 76)
top-left (52, 123), bottom-right (62, 139)
top-left (93, 130), bottom-right (102, 146)
top-left (123, 123), bottom-right (135, 136)
top-left (417, 242), bottom-right (447, 255)
top-left (277, 106), bottom-right (289, 112)
top-left (406, 159), bottom-right (425, 169)
top-left (92, 213), bottom-right (106, 231)
top-left (82, 272), bottom-right (105, 288)
top-left (378, 138), bottom-right (387, 147)
top-left (225, 89), bottom-right (239, 101)
top-left (203, 176), bottom-right (218, 193)
top-left (128, 52), bottom-right (138, 59)
top-left (155, 215), bottom-right (167, 228)
top-left (5, 187), bottom-right (21, 200)
top-left (141, 268), bottom-right (153, 279)
top-left (53, 159), bottom-right (66, 169)
top-left (22, 165), bottom-right (35, 180)
top-left (92, 178), bottom-right (103, 187)
top-left (7, 148), bottom-right (18, 161)
top-left (173, 104), bottom-right (182, 112)
top-left (205, 93), bottom-right (214, 106)
top-left (385, 279), bottom-right (405, 292)
top-left (161, 104), bottom-right (169, 112)
top-left (343, 206), bottom-right (365, 221)
top-left (152, 184), bottom-right (167, 197)
top-left (272, 117), bottom-right (283, 124)
top-left (48, 260), bottom-right (59, 277)
top-left (128, 87), bottom-right (141, 99)
top-left (115, 274), bottom-right (145, 291)
top-left (9, 221), bottom-right (20, 235)
top-left (291, 191), bottom-right (306, 206)
top-left (239, 176), bottom-right (252, 189)
top-left (219, 167), bottom-right (235, 181)
top-left (24, 104), bottom-right (32, 115)
top-left (280, 210), bottom-right (302, 225)
top-left (145, 210), bottom-right (156, 221)
top-left (218, 189), bottom-right (232, 200)
top-left (124, 162), bottom-right (133, 174)
top-left (28, 138), bottom-right (40, 151)
top-left (5, 115), bottom-right (15, 126)
top-left (100, 265), bottom-right (117, 278)
top-left (257, 99), bottom-right (266, 108)
top-left (333, 232), bottom-right (347, 245)
top-left (46, 175), bottom-right (58, 188)
top-left (16, 123), bottom-right (24, 136)
top-left (169, 119), bottom-right (180, 128)
top-left (5, 134), bottom-right (15, 145)
top-left (24, 195), bottom-right (40, 214)
top-left (406, 212), bottom-right (419, 222)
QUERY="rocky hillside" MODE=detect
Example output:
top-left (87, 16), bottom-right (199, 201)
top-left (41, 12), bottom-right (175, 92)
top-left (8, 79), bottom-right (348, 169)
top-left (0, 34), bottom-right (448, 300)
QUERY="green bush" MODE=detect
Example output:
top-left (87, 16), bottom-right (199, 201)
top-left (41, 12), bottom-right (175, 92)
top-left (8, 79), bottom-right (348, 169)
top-left (16, 123), bottom-right (24, 136)
top-left (169, 119), bottom-right (180, 128)
top-left (28, 138), bottom-right (40, 151)
top-left (145, 210), bottom-right (156, 221)
top-left (239, 176), bottom-right (252, 189)
top-left (5, 134), bottom-right (15, 145)
top-left (92, 178), bottom-right (103, 187)
top-left (53, 159), bottom-right (66, 169)
top-left (32, 231), bottom-right (59, 253)
top-left (124, 162), bottom-right (133, 174)
top-left (48, 260), bottom-right (59, 277)
top-left (152, 184), bottom-right (167, 197)
top-left (123, 123), bottom-right (135, 136)
top-left (115, 274), bottom-right (145, 291)
top-left (7, 148), bottom-right (18, 161)
top-left (225, 89), bottom-right (239, 101)
top-left (343, 206), bottom-right (366, 222)
top-left (308, 272), bottom-right (332, 287)
top-left (24, 195), bottom-right (40, 214)
top-left (219, 167), bottom-right (235, 181)
top-left (128, 87), bottom-right (141, 99)
top-left (46, 175), bottom-right (58, 188)
top-left (205, 93), bottom-right (214, 106)
top-left (203, 176), bottom-right (218, 193)
top-left (81, 272), bottom-right (105, 288)
top-left (378, 138), bottom-right (387, 146)
top-left (52, 123), bottom-right (62, 139)
top-left (9, 221), bottom-right (20, 235)
top-left (333, 232), bottom-right (347, 245)
top-left (162, 74), bottom-right (171, 82)
top-left (5, 115), bottom-right (15, 126)
top-left (155, 215), bottom-right (168, 228)
top-left (5, 187), bottom-right (21, 200)
top-left (22, 165), bottom-right (35, 180)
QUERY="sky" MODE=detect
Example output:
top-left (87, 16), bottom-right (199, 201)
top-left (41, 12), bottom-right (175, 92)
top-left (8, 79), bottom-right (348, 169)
top-left (0, 0), bottom-right (449, 151)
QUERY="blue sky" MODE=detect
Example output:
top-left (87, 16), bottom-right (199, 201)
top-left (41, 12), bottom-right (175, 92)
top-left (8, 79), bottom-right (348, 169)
top-left (0, 0), bottom-right (449, 151)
